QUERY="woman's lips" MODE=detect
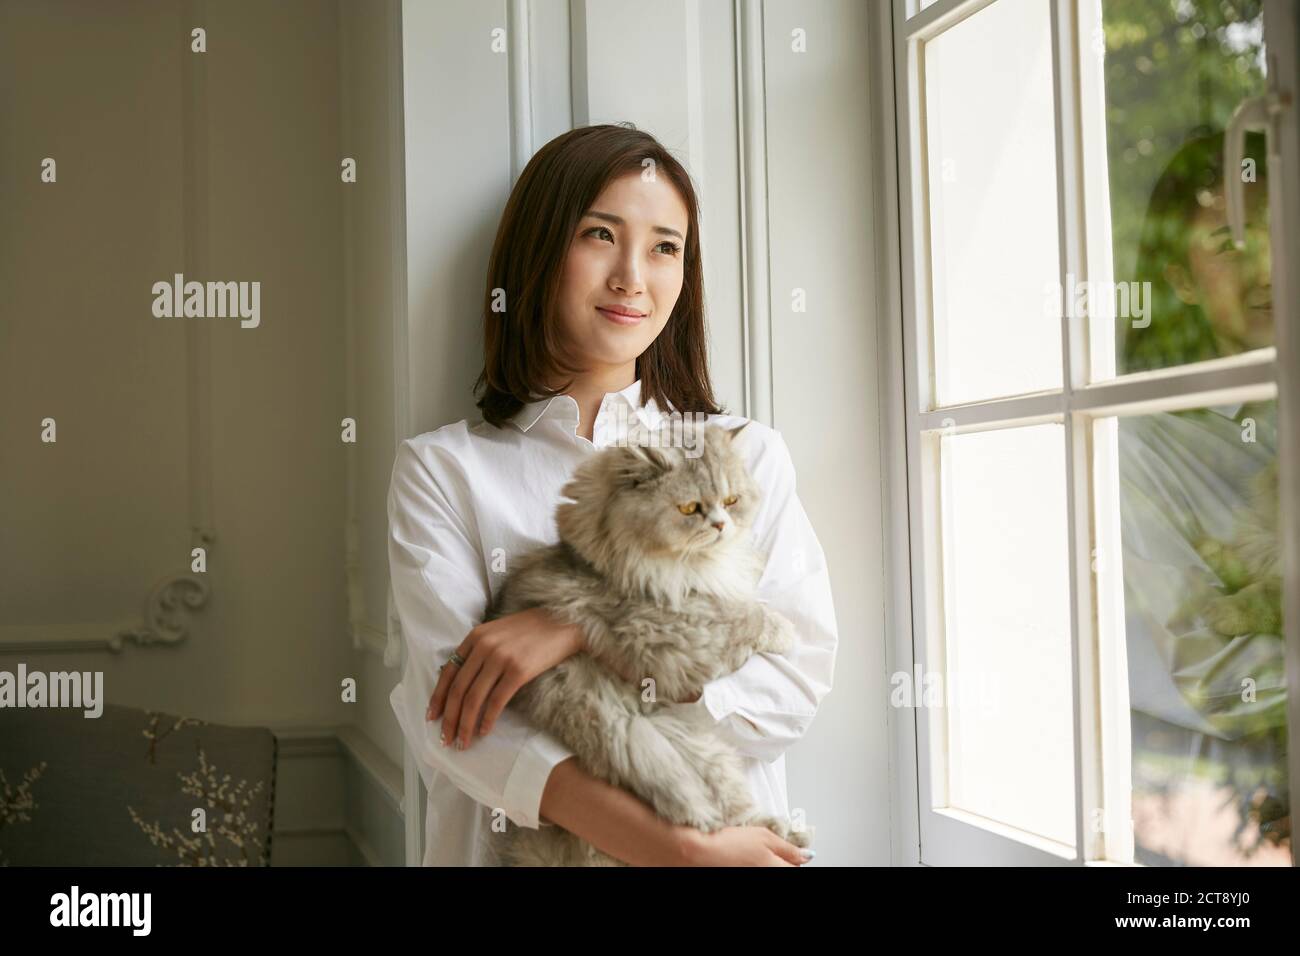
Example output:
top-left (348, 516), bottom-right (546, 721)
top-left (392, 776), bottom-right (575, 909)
top-left (597, 307), bottom-right (646, 326)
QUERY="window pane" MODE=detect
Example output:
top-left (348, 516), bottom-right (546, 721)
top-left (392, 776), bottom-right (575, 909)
top-left (924, 0), bottom-right (1062, 406)
top-left (941, 424), bottom-right (1075, 844)
top-left (1114, 401), bottom-right (1288, 864)
top-left (1098, 0), bottom-right (1272, 376)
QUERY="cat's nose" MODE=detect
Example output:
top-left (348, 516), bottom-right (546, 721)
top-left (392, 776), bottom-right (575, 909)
top-left (711, 520), bottom-right (725, 532)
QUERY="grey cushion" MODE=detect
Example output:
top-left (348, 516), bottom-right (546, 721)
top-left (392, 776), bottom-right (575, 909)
top-left (0, 702), bottom-right (276, 866)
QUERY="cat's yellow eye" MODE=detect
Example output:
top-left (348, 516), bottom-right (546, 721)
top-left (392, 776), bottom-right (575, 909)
top-left (678, 502), bottom-right (699, 515)
top-left (723, 494), bottom-right (739, 506)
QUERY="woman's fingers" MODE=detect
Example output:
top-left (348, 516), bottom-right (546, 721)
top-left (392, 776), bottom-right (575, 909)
top-left (427, 659), bottom-right (455, 722)
top-left (455, 665), bottom-right (507, 750)
top-left (427, 633), bottom-right (475, 721)
top-left (477, 671), bottom-right (525, 737)
top-left (768, 833), bottom-right (808, 866)
top-left (440, 645), bottom-right (486, 748)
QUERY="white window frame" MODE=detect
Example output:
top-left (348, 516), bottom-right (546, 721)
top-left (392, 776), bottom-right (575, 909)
top-left (880, 0), bottom-right (1300, 866)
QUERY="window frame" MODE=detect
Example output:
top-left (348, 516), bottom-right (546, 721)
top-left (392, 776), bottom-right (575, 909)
top-left (884, 0), bottom-right (1300, 866)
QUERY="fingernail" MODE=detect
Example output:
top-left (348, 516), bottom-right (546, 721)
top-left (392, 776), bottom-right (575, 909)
top-left (439, 733), bottom-right (447, 747)
top-left (801, 849), bottom-right (816, 860)
top-left (455, 738), bottom-right (465, 751)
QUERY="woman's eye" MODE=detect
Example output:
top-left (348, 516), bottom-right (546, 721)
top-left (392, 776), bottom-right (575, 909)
top-left (723, 494), bottom-right (738, 506)
top-left (678, 502), bottom-right (699, 515)
top-left (584, 227), bottom-right (679, 258)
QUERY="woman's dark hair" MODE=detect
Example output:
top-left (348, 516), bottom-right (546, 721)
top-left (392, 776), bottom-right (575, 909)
top-left (473, 123), bottom-right (725, 428)
top-left (1123, 127), bottom-right (1268, 372)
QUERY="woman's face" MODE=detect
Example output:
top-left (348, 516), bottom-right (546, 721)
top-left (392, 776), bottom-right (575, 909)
top-left (1166, 185), bottom-right (1272, 353)
top-left (554, 169), bottom-right (690, 372)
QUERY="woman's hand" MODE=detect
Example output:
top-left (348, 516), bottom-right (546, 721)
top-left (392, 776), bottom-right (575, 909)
top-left (427, 606), bottom-right (584, 751)
top-left (682, 825), bottom-right (812, 867)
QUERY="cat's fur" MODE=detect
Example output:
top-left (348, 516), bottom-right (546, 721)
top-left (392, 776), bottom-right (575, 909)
top-left (488, 421), bottom-right (812, 866)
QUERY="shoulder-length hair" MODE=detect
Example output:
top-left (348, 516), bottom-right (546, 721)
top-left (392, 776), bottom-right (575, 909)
top-left (473, 123), bottom-right (725, 428)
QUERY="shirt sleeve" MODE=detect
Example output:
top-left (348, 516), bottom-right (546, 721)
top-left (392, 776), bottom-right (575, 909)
top-left (387, 438), bottom-right (576, 830)
top-left (695, 428), bottom-right (839, 763)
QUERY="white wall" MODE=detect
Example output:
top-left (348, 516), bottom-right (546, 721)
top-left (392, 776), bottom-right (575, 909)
top-left (382, 0), bottom-right (890, 865)
top-left (763, 0), bottom-right (888, 866)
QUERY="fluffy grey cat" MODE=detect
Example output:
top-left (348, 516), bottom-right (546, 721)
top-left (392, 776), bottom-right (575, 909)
top-left (488, 421), bottom-right (812, 866)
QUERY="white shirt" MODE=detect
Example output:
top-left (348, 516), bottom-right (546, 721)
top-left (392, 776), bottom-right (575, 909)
top-left (387, 377), bottom-right (839, 865)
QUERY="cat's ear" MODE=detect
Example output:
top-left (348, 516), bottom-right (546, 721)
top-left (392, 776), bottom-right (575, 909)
top-left (616, 442), bottom-right (673, 485)
top-left (558, 454), bottom-right (605, 502)
top-left (720, 420), bottom-right (754, 445)
top-left (725, 420), bottom-right (752, 439)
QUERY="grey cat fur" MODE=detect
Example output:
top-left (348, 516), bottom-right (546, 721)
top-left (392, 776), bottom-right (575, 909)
top-left (489, 421), bottom-right (812, 866)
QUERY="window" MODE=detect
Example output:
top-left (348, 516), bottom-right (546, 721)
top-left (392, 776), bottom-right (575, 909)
top-left (891, 0), bottom-right (1298, 865)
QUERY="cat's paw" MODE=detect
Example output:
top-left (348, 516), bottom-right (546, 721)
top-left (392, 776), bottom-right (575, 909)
top-left (1203, 580), bottom-right (1282, 637)
top-left (786, 822), bottom-right (815, 849)
top-left (761, 609), bottom-right (797, 655)
top-left (746, 813), bottom-right (814, 849)
top-left (1204, 595), bottom-right (1252, 637)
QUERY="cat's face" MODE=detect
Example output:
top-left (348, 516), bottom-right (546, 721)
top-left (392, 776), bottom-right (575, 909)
top-left (556, 422), bottom-right (762, 562)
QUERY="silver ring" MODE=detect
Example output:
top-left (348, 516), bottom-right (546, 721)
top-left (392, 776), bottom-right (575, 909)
top-left (445, 651), bottom-right (466, 668)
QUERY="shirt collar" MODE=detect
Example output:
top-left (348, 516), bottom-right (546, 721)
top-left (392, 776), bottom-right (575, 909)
top-left (510, 377), bottom-right (663, 434)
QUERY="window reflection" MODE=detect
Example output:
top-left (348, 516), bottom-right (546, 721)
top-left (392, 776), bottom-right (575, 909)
top-left (1101, 0), bottom-right (1272, 374)
top-left (1117, 401), bottom-right (1288, 864)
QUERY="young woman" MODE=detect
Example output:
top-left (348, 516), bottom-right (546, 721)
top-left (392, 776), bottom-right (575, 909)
top-left (387, 124), bottom-right (838, 866)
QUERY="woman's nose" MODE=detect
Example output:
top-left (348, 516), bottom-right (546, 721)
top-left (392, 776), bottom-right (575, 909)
top-left (611, 257), bottom-right (645, 293)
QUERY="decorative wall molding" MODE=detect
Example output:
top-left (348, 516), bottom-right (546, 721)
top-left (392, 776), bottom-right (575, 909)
top-left (113, 575), bottom-right (211, 651)
top-left (339, 0), bottom-right (406, 669)
top-left (394, 0), bottom-right (422, 868)
top-left (508, 0), bottom-right (534, 179)
top-left (0, 0), bottom-right (214, 655)
top-left (339, 0), bottom-right (366, 657)
top-left (270, 724), bottom-right (404, 867)
top-left (384, 0), bottom-right (411, 675)
top-left (0, 575), bottom-right (210, 654)
top-left (735, 0), bottom-right (774, 427)
top-left (183, 0), bottom-right (216, 562)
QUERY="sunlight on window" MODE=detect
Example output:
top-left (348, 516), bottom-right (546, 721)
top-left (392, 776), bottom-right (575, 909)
top-left (940, 423), bottom-right (1076, 845)
top-left (924, 0), bottom-right (1062, 406)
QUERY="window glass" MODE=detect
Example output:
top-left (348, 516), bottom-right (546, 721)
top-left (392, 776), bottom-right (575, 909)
top-left (941, 423), bottom-right (1076, 844)
top-left (924, 0), bottom-right (1062, 406)
top-left (1113, 400), bottom-right (1288, 864)
top-left (1099, 0), bottom-right (1272, 375)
